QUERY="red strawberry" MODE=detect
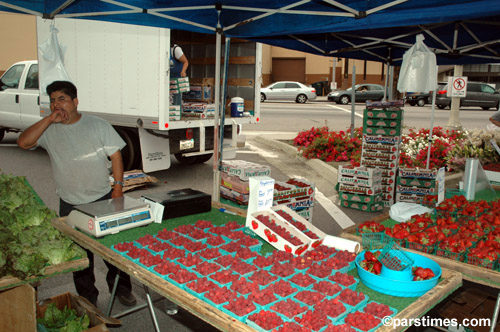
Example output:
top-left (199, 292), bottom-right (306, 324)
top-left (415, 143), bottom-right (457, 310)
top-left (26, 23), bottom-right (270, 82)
top-left (252, 220), bottom-right (258, 229)
top-left (284, 245), bottom-right (292, 253)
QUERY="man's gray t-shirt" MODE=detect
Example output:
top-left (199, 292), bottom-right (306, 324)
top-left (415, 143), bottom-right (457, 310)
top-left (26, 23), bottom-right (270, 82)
top-left (38, 114), bottom-right (126, 205)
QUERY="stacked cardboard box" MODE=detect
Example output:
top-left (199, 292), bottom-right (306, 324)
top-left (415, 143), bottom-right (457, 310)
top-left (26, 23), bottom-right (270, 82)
top-left (396, 168), bottom-right (437, 203)
top-left (361, 101), bottom-right (404, 207)
top-left (273, 178), bottom-right (315, 221)
top-left (182, 102), bottom-right (215, 119)
top-left (182, 84), bottom-right (213, 102)
top-left (169, 105), bottom-right (181, 121)
top-left (170, 77), bottom-right (190, 94)
top-left (338, 165), bottom-right (383, 212)
top-left (220, 160), bottom-right (271, 206)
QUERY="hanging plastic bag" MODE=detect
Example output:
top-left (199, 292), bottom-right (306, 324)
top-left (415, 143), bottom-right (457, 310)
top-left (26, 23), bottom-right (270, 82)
top-left (38, 24), bottom-right (73, 95)
top-left (397, 34), bottom-right (437, 93)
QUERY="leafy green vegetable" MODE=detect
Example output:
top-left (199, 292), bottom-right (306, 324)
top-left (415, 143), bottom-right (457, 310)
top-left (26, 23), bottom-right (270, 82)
top-left (0, 173), bottom-right (87, 279)
top-left (37, 302), bottom-right (90, 332)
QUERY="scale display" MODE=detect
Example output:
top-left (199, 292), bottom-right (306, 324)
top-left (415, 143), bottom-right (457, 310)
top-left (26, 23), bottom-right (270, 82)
top-left (67, 196), bottom-right (154, 237)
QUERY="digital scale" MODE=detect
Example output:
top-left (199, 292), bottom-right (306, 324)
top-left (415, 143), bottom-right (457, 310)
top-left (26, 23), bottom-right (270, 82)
top-left (67, 196), bottom-right (154, 237)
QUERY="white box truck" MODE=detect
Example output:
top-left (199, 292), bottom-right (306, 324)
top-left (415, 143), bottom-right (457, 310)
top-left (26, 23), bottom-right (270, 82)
top-left (0, 18), bottom-right (261, 171)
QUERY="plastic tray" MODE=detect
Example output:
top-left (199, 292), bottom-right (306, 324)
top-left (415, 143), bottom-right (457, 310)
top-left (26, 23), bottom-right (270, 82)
top-left (355, 250), bottom-right (442, 297)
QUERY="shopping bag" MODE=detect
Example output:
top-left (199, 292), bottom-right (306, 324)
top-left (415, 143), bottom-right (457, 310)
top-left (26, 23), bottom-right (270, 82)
top-left (397, 34), bottom-right (437, 93)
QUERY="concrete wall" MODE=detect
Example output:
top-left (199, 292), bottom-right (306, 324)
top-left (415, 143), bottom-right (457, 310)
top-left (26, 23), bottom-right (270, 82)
top-left (0, 13), bottom-right (37, 76)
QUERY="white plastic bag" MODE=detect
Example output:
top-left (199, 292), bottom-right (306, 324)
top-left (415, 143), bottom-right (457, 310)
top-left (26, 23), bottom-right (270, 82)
top-left (389, 202), bottom-right (433, 223)
top-left (397, 34), bottom-right (437, 93)
top-left (38, 24), bottom-right (73, 95)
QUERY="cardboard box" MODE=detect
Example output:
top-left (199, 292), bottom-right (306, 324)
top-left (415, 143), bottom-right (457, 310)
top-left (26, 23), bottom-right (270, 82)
top-left (397, 177), bottom-right (436, 188)
top-left (365, 100), bottom-right (404, 109)
top-left (396, 193), bottom-right (424, 204)
top-left (221, 160), bottom-right (271, 181)
top-left (364, 108), bottom-right (403, 119)
top-left (272, 205), bottom-right (325, 248)
top-left (220, 172), bottom-right (250, 194)
top-left (220, 185), bottom-right (249, 205)
top-left (363, 134), bottom-right (401, 145)
top-left (37, 292), bottom-right (121, 332)
top-left (363, 118), bottom-right (402, 128)
top-left (182, 84), bottom-right (213, 102)
top-left (273, 178), bottom-right (315, 206)
top-left (361, 150), bottom-right (399, 161)
top-left (247, 209), bottom-right (311, 255)
top-left (339, 183), bottom-right (382, 195)
top-left (338, 165), bottom-right (383, 179)
top-left (396, 184), bottom-right (436, 195)
top-left (293, 207), bottom-right (313, 222)
top-left (338, 175), bottom-right (382, 188)
top-left (340, 198), bottom-right (384, 212)
top-left (340, 191), bottom-right (382, 204)
top-left (363, 126), bottom-right (402, 136)
top-left (485, 170), bottom-right (500, 188)
top-left (362, 142), bottom-right (399, 153)
top-left (361, 158), bottom-right (398, 169)
top-left (0, 284), bottom-right (36, 332)
top-left (399, 167), bottom-right (438, 179)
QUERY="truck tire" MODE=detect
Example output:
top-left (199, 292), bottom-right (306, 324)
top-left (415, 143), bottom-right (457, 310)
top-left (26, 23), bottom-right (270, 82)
top-left (417, 98), bottom-right (426, 107)
top-left (116, 127), bottom-right (141, 171)
top-left (0, 129), bottom-right (4, 143)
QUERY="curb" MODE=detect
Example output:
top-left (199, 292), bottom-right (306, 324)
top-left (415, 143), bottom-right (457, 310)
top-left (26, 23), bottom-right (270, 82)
top-left (254, 136), bottom-right (338, 185)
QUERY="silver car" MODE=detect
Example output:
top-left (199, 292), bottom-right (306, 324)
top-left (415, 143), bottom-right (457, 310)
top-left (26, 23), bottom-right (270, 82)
top-left (260, 81), bottom-right (317, 103)
top-left (328, 84), bottom-right (385, 104)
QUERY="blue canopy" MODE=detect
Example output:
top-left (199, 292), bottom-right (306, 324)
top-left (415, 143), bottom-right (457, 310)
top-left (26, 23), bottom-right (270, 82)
top-left (1, 0), bottom-right (499, 64)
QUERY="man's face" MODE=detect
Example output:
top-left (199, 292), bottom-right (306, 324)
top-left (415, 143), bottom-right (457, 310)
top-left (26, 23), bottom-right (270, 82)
top-left (49, 91), bottom-right (78, 124)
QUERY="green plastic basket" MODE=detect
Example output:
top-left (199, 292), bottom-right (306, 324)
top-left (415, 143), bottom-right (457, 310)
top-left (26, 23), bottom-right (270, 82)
top-left (379, 242), bottom-right (414, 271)
top-left (361, 232), bottom-right (392, 250)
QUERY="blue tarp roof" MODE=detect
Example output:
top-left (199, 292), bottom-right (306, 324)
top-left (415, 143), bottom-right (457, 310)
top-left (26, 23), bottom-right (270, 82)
top-left (1, 0), bottom-right (499, 64)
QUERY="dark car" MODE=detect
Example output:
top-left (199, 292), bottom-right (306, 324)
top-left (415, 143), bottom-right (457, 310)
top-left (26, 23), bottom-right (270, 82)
top-left (435, 81), bottom-right (500, 110)
top-left (406, 92), bottom-right (431, 107)
top-left (328, 84), bottom-right (385, 104)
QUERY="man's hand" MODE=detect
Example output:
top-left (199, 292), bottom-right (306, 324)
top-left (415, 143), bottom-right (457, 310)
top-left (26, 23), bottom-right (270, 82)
top-left (111, 185), bottom-right (123, 198)
top-left (49, 109), bottom-right (69, 124)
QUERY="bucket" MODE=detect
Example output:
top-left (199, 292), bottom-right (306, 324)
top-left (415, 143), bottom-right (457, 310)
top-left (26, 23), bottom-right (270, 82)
top-left (230, 97), bottom-right (244, 117)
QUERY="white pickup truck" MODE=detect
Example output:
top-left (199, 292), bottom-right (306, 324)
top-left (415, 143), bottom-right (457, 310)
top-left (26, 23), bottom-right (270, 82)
top-left (0, 18), bottom-right (261, 171)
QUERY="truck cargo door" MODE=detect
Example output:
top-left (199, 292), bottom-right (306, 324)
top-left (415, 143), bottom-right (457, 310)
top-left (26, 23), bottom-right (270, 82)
top-left (0, 63), bottom-right (24, 129)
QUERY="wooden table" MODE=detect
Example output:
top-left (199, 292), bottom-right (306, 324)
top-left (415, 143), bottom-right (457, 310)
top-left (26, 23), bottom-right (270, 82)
top-left (52, 217), bottom-right (462, 332)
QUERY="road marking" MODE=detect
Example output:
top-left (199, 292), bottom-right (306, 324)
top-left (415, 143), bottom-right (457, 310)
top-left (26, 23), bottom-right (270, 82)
top-left (0, 144), bottom-right (18, 147)
top-left (243, 131), bottom-right (297, 136)
top-left (315, 190), bottom-right (355, 229)
top-left (245, 141), bottom-right (279, 158)
top-left (325, 104), bottom-right (364, 118)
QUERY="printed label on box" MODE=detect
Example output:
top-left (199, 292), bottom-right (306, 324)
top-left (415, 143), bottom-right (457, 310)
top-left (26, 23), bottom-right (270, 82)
top-left (362, 150), bottom-right (399, 161)
top-left (221, 160), bottom-right (271, 181)
top-left (361, 158), bottom-right (397, 169)
top-left (364, 118), bottom-right (402, 128)
top-left (338, 175), bottom-right (382, 188)
top-left (338, 165), bottom-right (382, 178)
top-left (397, 177), bottom-right (436, 188)
top-left (396, 185), bottom-right (436, 195)
top-left (339, 184), bottom-right (382, 195)
top-left (340, 198), bottom-right (384, 212)
top-left (364, 109), bottom-right (403, 119)
top-left (363, 134), bottom-right (401, 145)
top-left (362, 143), bottom-right (399, 153)
top-left (396, 193), bottom-right (424, 203)
top-left (399, 168), bottom-right (439, 180)
top-left (340, 191), bottom-right (382, 204)
top-left (364, 126), bottom-right (401, 136)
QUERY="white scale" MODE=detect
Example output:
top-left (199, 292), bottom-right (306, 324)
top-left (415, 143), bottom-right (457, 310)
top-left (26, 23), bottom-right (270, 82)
top-left (67, 196), bottom-right (154, 237)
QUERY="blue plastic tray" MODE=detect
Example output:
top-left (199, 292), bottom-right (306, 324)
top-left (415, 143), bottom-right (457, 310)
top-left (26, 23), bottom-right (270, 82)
top-left (355, 250), bottom-right (442, 297)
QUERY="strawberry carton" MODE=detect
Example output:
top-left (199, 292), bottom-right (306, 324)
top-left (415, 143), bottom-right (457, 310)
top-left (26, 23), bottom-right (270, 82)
top-left (397, 177), bottom-right (436, 189)
top-left (396, 193), bottom-right (425, 204)
top-left (381, 174), bottom-right (397, 186)
top-left (484, 170), bottom-right (500, 188)
top-left (219, 186), bottom-right (249, 205)
top-left (221, 160), bottom-right (271, 181)
top-left (396, 184), bottom-right (436, 195)
top-left (364, 103), bottom-right (404, 115)
top-left (293, 207), bottom-right (313, 222)
top-left (272, 205), bottom-right (326, 248)
top-left (361, 158), bottom-right (398, 169)
top-left (338, 175), bottom-right (382, 188)
top-left (247, 209), bottom-right (312, 256)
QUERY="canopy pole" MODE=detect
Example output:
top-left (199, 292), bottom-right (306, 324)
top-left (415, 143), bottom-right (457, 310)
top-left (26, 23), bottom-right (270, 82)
top-left (446, 65), bottom-right (463, 130)
top-left (426, 87), bottom-right (438, 169)
top-left (350, 64), bottom-right (356, 137)
top-left (388, 65), bottom-right (394, 100)
top-left (383, 63), bottom-right (389, 101)
top-left (212, 22), bottom-right (222, 202)
top-left (219, 37), bottom-right (231, 174)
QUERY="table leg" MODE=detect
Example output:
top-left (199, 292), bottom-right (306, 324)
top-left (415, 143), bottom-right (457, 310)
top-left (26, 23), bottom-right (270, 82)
top-left (491, 291), bottom-right (500, 332)
top-left (106, 273), bottom-right (120, 316)
top-left (144, 285), bottom-right (161, 332)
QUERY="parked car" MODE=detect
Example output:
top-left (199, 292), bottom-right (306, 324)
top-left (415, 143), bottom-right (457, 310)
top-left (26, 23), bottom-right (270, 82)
top-left (260, 81), bottom-right (317, 103)
top-left (436, 81), bottom-right (500, 110)
top-left (327, 84), bottom-right (385, 104)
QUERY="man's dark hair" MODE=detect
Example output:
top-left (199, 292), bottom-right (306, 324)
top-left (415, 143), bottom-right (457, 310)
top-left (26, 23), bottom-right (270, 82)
top-left (46, 81), bottom-right (77, 99)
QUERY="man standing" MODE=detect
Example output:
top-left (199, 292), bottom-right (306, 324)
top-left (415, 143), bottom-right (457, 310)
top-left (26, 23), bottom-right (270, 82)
top-left (17, 81), bottom-right (136, 307)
